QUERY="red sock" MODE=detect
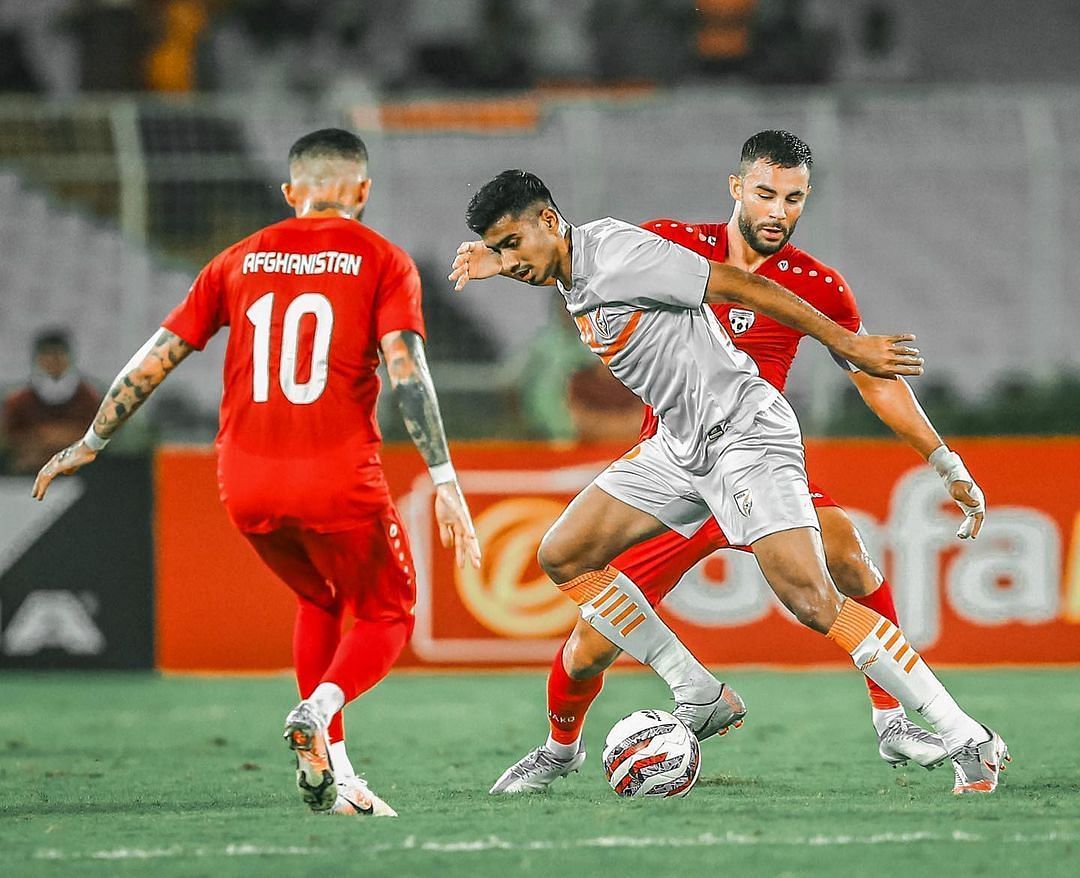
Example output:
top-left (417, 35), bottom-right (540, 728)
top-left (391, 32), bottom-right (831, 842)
top-left (321, 617), bottom-right (411, 705)
top-left (547, 642), bottom-right (605, 745)
top-left (853, 580), bottom-right (902, 710)
top-left (293, 597), bottom-right (347, 741)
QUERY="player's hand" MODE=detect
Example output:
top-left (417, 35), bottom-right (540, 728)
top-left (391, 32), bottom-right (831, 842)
top-left (434, 480), bottom-right (482, 568)
top-left (929, 446), bottom-right (986, 539)
top-left (841, 333), bottom-right (924, 379)
top-left (32, 440), bottom-right (97, 501)
top-left (448, 241), bottom-right (501, 291)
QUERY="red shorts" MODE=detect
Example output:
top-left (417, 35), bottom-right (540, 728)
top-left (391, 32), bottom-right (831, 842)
top-left (243, 504), bottom-right (416, 624)
top-left (613, 480), bottom-right (839, 608)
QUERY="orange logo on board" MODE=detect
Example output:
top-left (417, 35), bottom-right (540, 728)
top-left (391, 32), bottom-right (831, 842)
top-left (454, 497), bottom-right (579, 638)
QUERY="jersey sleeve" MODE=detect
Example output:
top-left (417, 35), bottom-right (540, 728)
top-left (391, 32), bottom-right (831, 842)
top-left (161, 251), bottom-right (230, 350)
top-left (595, 225), bottom-right (709, 310)
top-left (815, 268), bottom-right (865, 371)
top-left (374, 246), bottom-right (426, 340)
top-left (818, 269), bottom-right (863, 334)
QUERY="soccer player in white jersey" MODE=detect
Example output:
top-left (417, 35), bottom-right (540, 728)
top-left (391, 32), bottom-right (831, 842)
top-left (449, 170), bottom-right (1008, 795)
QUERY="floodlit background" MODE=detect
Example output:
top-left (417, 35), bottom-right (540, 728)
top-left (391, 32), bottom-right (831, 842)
top-left (1, 3), bottom-right (1079, 873)
top-left (1, 0), bottom-right (1078, 454)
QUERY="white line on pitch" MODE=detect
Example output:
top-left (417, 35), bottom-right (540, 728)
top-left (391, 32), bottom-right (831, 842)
top-left (31, 830), bottom-right (1080, 861)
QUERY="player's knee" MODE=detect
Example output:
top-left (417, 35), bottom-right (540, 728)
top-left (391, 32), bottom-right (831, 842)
top-left (828, 551), bottom-right (880, 598)
top-left (538, 527), bottom-right (583, 583)
top-left (781, 581), bottom-right (840, 634)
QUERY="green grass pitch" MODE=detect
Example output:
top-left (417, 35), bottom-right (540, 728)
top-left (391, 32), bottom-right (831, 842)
top-left (1, 668), bottom-right (1077, 877)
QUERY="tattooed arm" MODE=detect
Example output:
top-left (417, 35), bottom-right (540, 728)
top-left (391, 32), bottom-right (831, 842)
top-left (380, 329), bottom-right (481, 568)
top-left (32, 329), bottom-right (195, 500)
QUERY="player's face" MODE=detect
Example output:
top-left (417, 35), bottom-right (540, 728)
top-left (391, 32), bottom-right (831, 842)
top-left (731, 160), bottom-right (810, 255)
top-left (482, 207), bottom-right (563, 285)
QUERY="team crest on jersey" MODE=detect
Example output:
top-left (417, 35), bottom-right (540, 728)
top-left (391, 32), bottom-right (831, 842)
top-left (733, 488), bottom-right (753, 517)
top-left (594, 306), bottom-right (610, 337)
top-left (778, 260), bottom-right (789, 271)
top-left (729, 308), bottom-right (756, 335)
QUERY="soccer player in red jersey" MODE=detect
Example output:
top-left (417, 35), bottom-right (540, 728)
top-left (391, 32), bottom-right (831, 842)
top-left (488, 131), bottom-right (995, 795)
top-left (32, 129), bottom-right (481, 817)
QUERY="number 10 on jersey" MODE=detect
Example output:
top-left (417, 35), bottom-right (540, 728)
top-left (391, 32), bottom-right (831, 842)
top-left (245, 292), bottom-right (334, 405)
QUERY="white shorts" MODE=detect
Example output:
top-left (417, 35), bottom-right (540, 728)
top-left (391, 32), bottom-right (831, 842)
top-left (594, 396), bottom-right (818, 546)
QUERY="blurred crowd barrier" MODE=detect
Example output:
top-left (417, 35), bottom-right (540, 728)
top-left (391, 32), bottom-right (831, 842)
top-left (1, 87), bottom-right (1079, 442)
top-left (3, 438), bottom-right (1061, 673)
top-left (2, 438), bottom-right (1076, 671)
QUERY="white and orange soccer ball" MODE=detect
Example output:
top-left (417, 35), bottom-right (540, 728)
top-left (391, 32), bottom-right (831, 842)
top-left (602, 709), bottom-right (701, 798)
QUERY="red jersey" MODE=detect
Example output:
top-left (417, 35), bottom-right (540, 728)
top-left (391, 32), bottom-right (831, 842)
top-left (163, 216), bottom-right (425, 533)
top-left (637, 220), bottom-right (863, 442)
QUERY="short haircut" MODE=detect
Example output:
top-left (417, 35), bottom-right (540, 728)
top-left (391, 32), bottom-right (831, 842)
top-left (739, 130), bottom-right (813, 176)
top-left (288, 128), bottom-right (368, 167)
top-left (33, 328), bottom-right (71, 353)
top-left (466, 169), bottom-right (559, 235)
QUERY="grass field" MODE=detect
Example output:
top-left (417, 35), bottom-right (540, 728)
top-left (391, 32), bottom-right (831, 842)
top-left (1, 668), bottom-right (1077, 877)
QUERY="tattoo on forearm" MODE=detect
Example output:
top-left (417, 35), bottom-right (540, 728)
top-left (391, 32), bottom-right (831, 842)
top-left (382, 331), bottom-right (451, 468)
top-left (92, 330), bottom-right (194, 440)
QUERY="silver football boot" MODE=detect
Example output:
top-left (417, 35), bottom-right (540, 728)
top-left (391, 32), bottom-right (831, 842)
top-left (489, 745), bottom-right (586, 794)
top-left (951, 726), bottom-right (1010, 794)
top-left (877, 714), bottom-right (950, 770)
top-left (674, 682), bottom-right (746, 742)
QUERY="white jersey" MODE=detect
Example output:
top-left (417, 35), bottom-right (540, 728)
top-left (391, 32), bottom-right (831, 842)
top-left (558, 217), bottom-right (781, 475)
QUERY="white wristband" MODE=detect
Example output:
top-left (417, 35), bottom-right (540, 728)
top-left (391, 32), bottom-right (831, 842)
top-left (83, 425), bottom-right (110, 452)
top-left (928, 445), bottom-right (969, 484)
top-left (429, 461), bottom-right (457, 485)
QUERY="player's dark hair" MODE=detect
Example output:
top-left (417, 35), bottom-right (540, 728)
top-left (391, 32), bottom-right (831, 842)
top-left (33, 327), bottom-right (71, 353)
top-left (739, 130), bottom-right (812, 175)
top-left (466, 169), bottom-right (560, 235)
top-left (288, 128), bottom-right (368, 166)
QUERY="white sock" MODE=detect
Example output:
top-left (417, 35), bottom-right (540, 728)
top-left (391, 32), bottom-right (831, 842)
top-left (308, 682), bottom-right (345, 728)
top-left (328, 739), bottom-right (355, 778)
top-left (828, 600), bottom-right (985, 754)
top-left (565, 568), bottom-right (718, 702)
top-left (545, 734), bottom-right (580, 760)
top-left (871, 705), bottom-right (905, 735)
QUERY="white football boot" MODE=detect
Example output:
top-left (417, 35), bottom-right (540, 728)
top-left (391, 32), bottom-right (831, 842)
top-left (283, 700), bottom-right (336, 812)
top-left (951, 726), bottom-right (1010, 794)
top-left (673, 681), bottom-right (746, 741)
top-left (877, 714), bottom-right (950, 769)
top-left (489, 744), bottom-right (586, 794)
top-left (328, 775), bottom-right (398, 816)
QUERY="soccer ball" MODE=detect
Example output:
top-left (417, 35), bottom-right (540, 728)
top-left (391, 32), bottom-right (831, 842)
top-left (602, 709), bottom-right (701, 798)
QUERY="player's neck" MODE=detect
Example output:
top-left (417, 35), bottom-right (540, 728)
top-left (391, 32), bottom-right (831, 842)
top-left (557, 227), bottom-right (573, 288)
top-left (725, 218), bottom-right (771, 273)
top-left (295, 202), bottom-right (361, 220)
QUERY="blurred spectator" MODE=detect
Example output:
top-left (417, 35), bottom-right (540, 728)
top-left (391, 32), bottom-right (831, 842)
top-left (694, 0), bottom-right (757, 76)
top-left (514, 301), bottom-right (595, 440)
top-left (567, 362), bottom-right (643, 443)
top-left (1, 329), bottom-right (101, 475)
top-left (144, 0), bottom-right (209, 92)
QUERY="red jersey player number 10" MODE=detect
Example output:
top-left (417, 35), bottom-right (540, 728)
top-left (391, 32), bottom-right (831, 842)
top-left (246, 291), bottom-right (334, 405)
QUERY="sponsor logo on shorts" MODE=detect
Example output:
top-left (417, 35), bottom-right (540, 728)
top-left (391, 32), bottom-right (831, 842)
top-left (728, 308), bottom-right (756, 335)
top-left (733, 488), bottom-right (753, 517)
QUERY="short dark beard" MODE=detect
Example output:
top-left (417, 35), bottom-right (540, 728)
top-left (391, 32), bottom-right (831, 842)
top-left (738, 209), bottom-right (796, 256)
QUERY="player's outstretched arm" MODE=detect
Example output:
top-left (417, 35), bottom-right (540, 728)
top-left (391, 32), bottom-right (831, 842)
top-left (32, 329), bottom-right (195, 501)
top-left (848, 371), bottom-right (986, 539)
top-left (703, 262), bottom-right (924, 380)
top-left (380, 329), bottom-right (481, 569)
